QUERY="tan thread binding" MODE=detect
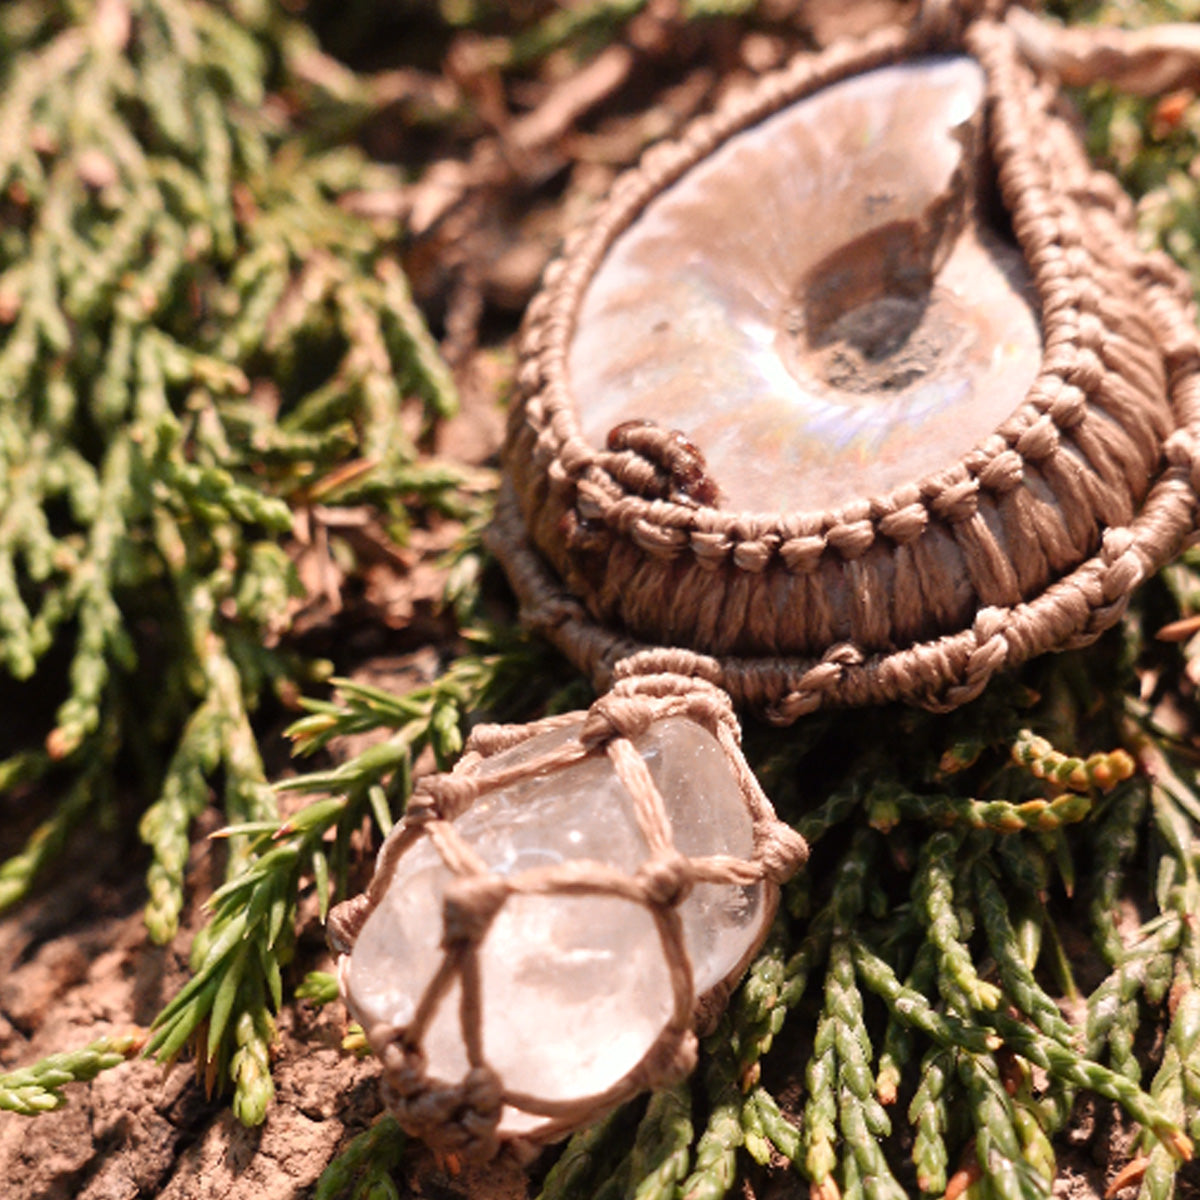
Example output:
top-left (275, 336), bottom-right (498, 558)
top-left (332, 676), bottom-right (807, 1160)
top-left (494, 5), bottom-right (1200, 718)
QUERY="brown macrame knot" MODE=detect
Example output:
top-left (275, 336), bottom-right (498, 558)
top-left (929, 478), bottom-right (980, 524)
top-left (604, 419), bottom-right (719, 506)
top-left (1164, 429), bottom-right (1200, 493)
top-left (972, 606), bottom-right (1010, 645)
top-left (1100, 526), bottom-right (1143, 601)
top-left (381, 1039), bottom-right (428, 1099)
top-left (464, 722), bottom-right (512, 757)
top-left (764, 641), bottom-right (868, 721)
top-left (463, 1065), bottom-right (504, 1115)
top-left (977, 450), bottom-right (1024, 494)
top-left (456, 1119), bottom-right (502, 1164)
top-left (733, 537), bottom-right (774, 572)
top-left (326, 893), bottom-right (370, 953)
top-left (442, 875), bottom-right (510, 947)
top-left (826, 520), bottom-right (875, 558)
top-left (638, 854), bottom-right (694, 908)
top-left (457, 1067), bottom-right (504, 1159)
top-left (758, 825), bottom-right (810, 883)
top-left (780, 533), bottom-right (826, 571)
top-left (682, 689), bottom-right (735, 736)
top-left (556, 436), bottom-right (595, 480)
top-left (877, 502), bottom-right (929, 544)
top-left (580, 693), bottom-right (655, 748)
top-left (381, 1048), bottom-right (504, 1161)
top-left (414, 773), bottom-right (479, 820)
top-left (1164, 429), bottom-right (1197, 467)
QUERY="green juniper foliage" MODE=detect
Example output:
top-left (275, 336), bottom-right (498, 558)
top-left (3, 1), bottom-right (1200, 1199)
top-left (0, 1032), bottom-right (144, 1115)
top-left (313, 1113), bottom-right (406, 1200)
top-left (0, 0), bottom-right (463, 1116)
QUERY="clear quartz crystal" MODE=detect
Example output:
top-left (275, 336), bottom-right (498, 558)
top-left (345, 717), bottom-right (762, 1134)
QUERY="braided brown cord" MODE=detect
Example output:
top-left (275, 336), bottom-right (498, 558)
top-left (1007, 7), bottom-right (1200, 95)
top-left (332, 675), bottom-right (807, 1160)
top-left (494, 6), bottom-right (1200, 719)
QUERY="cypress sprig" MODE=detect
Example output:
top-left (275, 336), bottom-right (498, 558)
top-left (986, 1012), bottom-right (1192, 1161)
top-left (314, 1115), bottom-right (406, 1200)
top-left (144, 791), bottom-right (349, 1117)
top-left (143, 633), bottom-right (553, 1122)
top-left (0, 0), bottom-right (466, 929)
top-left (1013, 1090), bottom-right (1057, 1191)
top-left (679, 1027), bottom-right (744, 1200)
top-left (537, 1106), bottom-right (633, 1200)
top-left (851, 939), bottom-right (999, 1057)
top-left (794, 781), bottom-right (863, 845)
top-left (0, 1031), bottom-right (145, 1114)
top-left (1087, 918), bottom-right (1182, 1079)
top-left (747, 1086), bottom-right (801, 1163)
top-left (730, 929), bottom-right (786, 1088)
top-left (876, 942), bottom-right (937, 1106)
top-left (909, 1048), bottom-right (953, 1196)
top-left (868, 787), bottom-right (1095, 834)
top-left (1128, 977), bottom-right (1200, 1200)
top-left (1089, 777), bottom-right (1151, 965)
top-left (0, 753), bottom-right (105, 911)
top-left (828, 939), bottom-right (907, 1200)
top-left (914, 830), bottom-right (1002, 1014)
top-left (732, 831), bottom-right (875, 1080)
top-left (138, 702), bottom-right (224, 944)
top-left (230, 1006), bottom-right (276, 1127)
top-left (1011, 729), bottom-right (1135, 793)
top-left (284, 632), bottom-right (551, 771)
top-left (973, 863), bottom-right (1074, 1046)
top-left (628, 1082), bottom-right (694, 1200)
top-left (295, 971), bottom-right (340, 1008)
top-left (1172, 983), bottom-right (1200, 1146)
top-left (957, 1051), bottom-right (1049, 1200)
top-left (802, 995), bottom-right (840, 1192)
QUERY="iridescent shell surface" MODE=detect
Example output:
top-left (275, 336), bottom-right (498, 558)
top-left (568, 58), bottom-right (1042, 512)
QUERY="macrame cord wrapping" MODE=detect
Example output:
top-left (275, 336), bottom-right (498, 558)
top-left (332, 675), bottom-right (807, 1159)
top-left (494, 5), bottom-right (1200, 720)
top-left (333, 0), bottom-right (1200, 1163)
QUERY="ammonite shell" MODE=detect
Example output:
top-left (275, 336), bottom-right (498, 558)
top-left (569, 58), bottom-right (1042, 514)
top-left (497, 16), bottom-right (1200, 718)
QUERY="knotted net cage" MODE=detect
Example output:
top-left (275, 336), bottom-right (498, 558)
top-left (330, 676), bottom-right (806, 1160)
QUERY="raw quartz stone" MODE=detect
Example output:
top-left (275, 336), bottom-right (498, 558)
top-left (569, 57), bottom-right (1042, 512)
top-left (345, 716), bottom-right (763, 1136)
